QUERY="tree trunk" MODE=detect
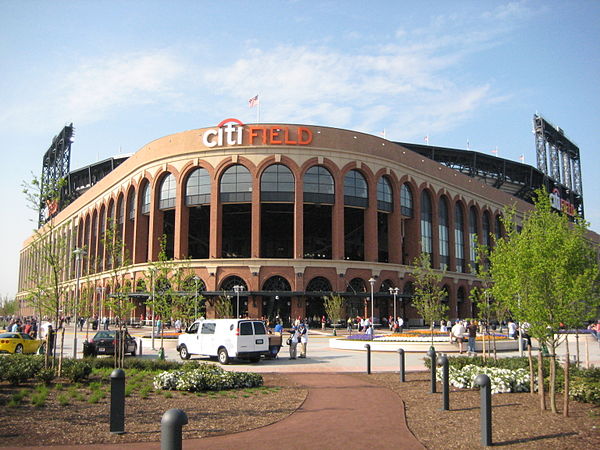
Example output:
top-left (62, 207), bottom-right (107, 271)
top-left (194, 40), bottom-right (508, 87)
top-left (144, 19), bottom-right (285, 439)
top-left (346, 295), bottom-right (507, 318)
top-left (563, 334), bottom-right (570, 417)
top-left (58, 328), bottom-right (65, 377)
top-left (549, 345), bottom-right (557, 414)
top-left (585, 337), bottom-right (590, 369)
top-left (575, 331), bottom-right (580, 367)
top-left (492, 333), bottom-right (497, 360)
top-left (538, 350), bottom-right (546, 410)
top-left (528, 344), bottom-right (535, 395)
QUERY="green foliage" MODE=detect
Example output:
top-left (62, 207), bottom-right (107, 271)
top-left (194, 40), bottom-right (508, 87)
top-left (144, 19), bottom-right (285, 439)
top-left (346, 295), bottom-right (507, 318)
top-left (0, 354), bottom-right (45, 385)
top-left (489, 189), bottom-right (600, 351)
top-left (213, 294), bottom-right (233, 318)
top-left (323, 294), bottom-right (345, 325)
top-left (569, 379), bottom-right (600, 405)
top-left (87, 356), bottom-right (182, 371)
top-left (411, 252), bottom-right (448, 339)
top-left (57, 393), bottom-right (70, 406)
top-left (61, 359), bottom-right (92, 382)
top-left (35, 367), bottom-right (56, 385)
top-left (153, 363), bottom-right (263, 392)
top-left (31, 385), bottom-right (49, 407)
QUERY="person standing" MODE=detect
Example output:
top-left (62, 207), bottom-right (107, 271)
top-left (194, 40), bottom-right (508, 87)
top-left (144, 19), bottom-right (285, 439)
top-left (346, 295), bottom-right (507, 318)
top-left (467, 320), bottom-right (478, 355)
top-left (289, 326), bottom-right (300, 359)
top-left (451, 320), bottom-right (466, 354)
top-left (507, 319), bottom-right (517, 339)
top-left (397, 316), bottom-right (404, 333)
top-left (299, 323), bottom-right (308, 358)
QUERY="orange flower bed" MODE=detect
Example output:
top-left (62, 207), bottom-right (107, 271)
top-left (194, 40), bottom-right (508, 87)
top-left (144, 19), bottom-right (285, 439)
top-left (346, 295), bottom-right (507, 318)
top-left (388, 330), bottom-right (510, 341)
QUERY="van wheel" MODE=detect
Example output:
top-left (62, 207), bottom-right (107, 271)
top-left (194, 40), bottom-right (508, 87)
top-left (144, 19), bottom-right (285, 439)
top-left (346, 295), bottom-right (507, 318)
top-left (179, 345), bottom-right (190, 360)
top-left (218, 348), bottom-right (229, 365)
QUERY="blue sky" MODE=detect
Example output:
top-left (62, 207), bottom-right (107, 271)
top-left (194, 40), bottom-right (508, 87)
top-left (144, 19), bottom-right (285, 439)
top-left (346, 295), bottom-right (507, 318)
top-left (1, 0), bottom-right (599, 298)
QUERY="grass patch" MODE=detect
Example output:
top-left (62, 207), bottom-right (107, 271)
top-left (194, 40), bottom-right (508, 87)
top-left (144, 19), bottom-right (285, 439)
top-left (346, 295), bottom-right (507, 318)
top-left (57, 394), bottom-right (70, 406)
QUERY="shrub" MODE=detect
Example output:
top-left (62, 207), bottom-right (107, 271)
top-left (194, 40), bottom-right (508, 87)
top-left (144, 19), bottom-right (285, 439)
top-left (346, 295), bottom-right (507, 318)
top-left (436, 364), bottom-right (531, 394)
top-left (61, 359), bottom-right (92, 382)
top-left (570, 379), bottom-right (600, 405)
top-left (0, 354), bottom-right (44, 385)
top-left (153, 363), bottom-right (263, 392)
top-left (35, 368), bottom-right (56, 385)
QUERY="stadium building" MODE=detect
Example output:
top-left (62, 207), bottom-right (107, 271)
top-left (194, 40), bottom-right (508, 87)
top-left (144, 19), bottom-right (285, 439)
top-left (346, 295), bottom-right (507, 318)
top-left (16, 117), bottom-right (594, 326)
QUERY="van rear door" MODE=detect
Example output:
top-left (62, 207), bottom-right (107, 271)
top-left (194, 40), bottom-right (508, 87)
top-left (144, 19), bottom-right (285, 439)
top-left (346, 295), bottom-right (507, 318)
top-left (237, 321), bottom-right (255, 354)
top-left (252, 321), bottom-right (268, 353)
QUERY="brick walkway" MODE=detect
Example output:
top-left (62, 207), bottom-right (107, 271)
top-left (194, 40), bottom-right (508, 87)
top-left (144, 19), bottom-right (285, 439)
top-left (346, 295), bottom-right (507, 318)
top-left (12, 373), bottom-right (424, 450)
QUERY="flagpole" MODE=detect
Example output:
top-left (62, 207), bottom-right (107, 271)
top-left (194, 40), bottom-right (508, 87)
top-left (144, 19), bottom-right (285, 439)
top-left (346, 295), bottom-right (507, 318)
top-left (257, 94), bottom-right (260, 123)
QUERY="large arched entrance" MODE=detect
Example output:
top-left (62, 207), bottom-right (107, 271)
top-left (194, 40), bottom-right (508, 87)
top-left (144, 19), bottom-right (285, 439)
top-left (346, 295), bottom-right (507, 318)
top-left (219, 276), bottom-right (248, 318)
top-left (305, 276), bottom-right (332, 327)
top-left (262, 276), bottom-right (291, 326)
top-left (346, 277), bottom-right (367, 320)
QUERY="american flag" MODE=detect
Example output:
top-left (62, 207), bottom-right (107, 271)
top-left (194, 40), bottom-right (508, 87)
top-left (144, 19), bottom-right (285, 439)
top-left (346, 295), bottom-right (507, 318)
top-left (424, 135), bottom-right (429, 144)
top-left (248, 95), bottom-right (259, 108)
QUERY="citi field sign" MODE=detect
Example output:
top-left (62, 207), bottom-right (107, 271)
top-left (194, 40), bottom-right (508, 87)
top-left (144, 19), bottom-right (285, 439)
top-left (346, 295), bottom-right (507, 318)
top-left (202, 118), bottom-right (313, 148)
top-left (549, 188), bottom-right (576, 217)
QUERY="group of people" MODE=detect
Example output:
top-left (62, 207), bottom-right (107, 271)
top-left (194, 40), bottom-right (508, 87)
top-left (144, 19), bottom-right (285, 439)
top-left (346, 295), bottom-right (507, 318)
top-left (288, 317), bottom-right (308, 359)
top-left (448, 319), bottom-right (479, 355)
top-left (5, 317), bottom-right (39, 338)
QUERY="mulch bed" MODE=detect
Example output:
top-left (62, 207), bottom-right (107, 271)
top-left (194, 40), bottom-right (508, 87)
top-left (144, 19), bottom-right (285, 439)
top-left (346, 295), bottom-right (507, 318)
top-left (0, 373), bottom-right (307, 447)
top-left (362, 372), bottom-right (600, 449)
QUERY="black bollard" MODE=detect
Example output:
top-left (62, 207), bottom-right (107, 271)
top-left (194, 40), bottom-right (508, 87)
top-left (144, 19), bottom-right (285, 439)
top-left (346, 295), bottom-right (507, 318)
top-left (398, 348), bottom-right (405, 382)
top-left (475, 374), bottom-right (492, 447)
top-left (365, 343), bottom-right (371, 374)
top-left (161, 408), bottom-right (189, 450)
top-left (437, 355), bottom-right (449, 410)
top-left (110, 368), bottom-right (126, 434)
top-left (139, 338), bottom-right (143, 356)
top-left (427, 348), bottom-right (437, 393)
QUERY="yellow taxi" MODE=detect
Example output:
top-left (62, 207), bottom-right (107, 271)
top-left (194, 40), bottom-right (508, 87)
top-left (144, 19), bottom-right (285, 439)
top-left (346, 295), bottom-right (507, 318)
top-left (0, 332), bottom-right (42, 354)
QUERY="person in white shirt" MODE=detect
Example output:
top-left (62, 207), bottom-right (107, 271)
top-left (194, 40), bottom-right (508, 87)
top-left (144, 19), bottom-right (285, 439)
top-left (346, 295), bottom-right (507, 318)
top-left (451, 320), bottom-right (466, 354)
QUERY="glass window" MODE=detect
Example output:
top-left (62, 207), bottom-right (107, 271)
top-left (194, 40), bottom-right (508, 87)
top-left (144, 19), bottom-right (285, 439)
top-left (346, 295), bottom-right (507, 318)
top-left (159, 173), bottom-right (176, 210)
top-left (495, 215), bottom-right (503, 240)
top-left (482, 211), bottom-right (491, 248)
top-left (377, 177), bottom-right (393, 212)
top-left (303, 166), bottom-right (334, 204)
top-left (239, 322), bottom-right (253, 336)
top-left (261, 164), bottom-right (294, 202)
top-left (220, 165), bottom-right (252, 202)
top-left (455, 203), bottom-right (464, 272)
top-left (253, 321), bottom-right (267, 335)
top-left (186, 168), bottom-right (211, 206)
top-left (401, 184), bottom-right (413, 217)
top-left (127, 190), bottom-right (135, 220)
top-left (420, 191), bottom-right (432, 255)
top-left (344, 170), bottom-right (368, 198)
top-left (469, 207), bottom-right (478, 272)
top-left (201, 322), bottom-right (216, 334)
top-left (439, 197), bottom-right (449, 270)
top-left (141, 183), bottom-right (151, 215)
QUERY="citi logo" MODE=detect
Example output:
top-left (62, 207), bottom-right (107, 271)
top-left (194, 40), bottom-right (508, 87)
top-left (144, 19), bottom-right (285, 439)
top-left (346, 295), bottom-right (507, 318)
top-left (202, 119), bottom-right (313, 148)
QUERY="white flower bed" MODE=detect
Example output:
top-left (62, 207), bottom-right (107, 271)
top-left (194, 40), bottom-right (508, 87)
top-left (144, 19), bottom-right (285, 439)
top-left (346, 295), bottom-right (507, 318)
top-left (153, 363), bottom-right (263, 392)
top-left (436, 364), bottom-right (532, 394)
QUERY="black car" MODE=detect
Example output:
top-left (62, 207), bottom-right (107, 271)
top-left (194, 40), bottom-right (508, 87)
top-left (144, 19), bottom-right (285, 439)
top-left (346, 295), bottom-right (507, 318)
top-left (89, 330), bottom-right (137, 356)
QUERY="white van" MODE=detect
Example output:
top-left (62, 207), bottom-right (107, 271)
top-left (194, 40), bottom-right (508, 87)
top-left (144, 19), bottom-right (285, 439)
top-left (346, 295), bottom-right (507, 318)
top-left (176, 319), bottom-right (269, 364)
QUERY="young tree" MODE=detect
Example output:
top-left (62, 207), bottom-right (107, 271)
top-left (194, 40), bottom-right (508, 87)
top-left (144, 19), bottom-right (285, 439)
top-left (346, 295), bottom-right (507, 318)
top-left (489, 189), bottom-right (600, 413)
top-left (213, 294), bottom-right (233, 318)
top-left (411, 252), bottom-right (448, 346)
top-left (22, 174), bottom-right (72, 368)
top-left (102, 223), bottom-right (135, 368)
top-left (323, 294), bottom-right (345, 333)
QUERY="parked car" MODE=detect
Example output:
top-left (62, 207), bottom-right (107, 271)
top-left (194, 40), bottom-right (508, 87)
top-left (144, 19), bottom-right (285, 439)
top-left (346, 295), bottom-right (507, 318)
top-left (89, 330), bottom-right (137, 356)
top-left (0, 332), bottom-right (42, 354)
top-left (177, 319), bottom-right (270, 364)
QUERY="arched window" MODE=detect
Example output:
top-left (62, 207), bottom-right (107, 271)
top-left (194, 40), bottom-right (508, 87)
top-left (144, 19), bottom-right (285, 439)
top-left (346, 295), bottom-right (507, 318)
top-left (117, 197), bottom-right (124, 225)
top-left (344, 170), bottom-right (368, 207)
top-left (495, 214), bottom-right (503, 240)
top-left (261, 164), bottom-right (294, 202)
top-left (469, 206), bottom-right (478, 273)
top-left (141, 182), bottom-right (151, 215)
top-left (377, 177), bottom-right (393, 212)
top-left (220, 165), bottom-right (252, 203)
top-left (127, 189), bottom-right (135, 220)
top-left (219, 275), bottom-right (248, 292)
top-left (455, 203), bottom-right (465, 273)
top-left (186, 168), bottom-right (211, 206)
top-left (482, 211), bottom-right (491, 249)
top-left (401, 184), bottom-right (413, 217)
top-left (159, 173), bottom-right (176, 210)
top-left (303, 165), bottom-right (334, 203)
top-left (438, 197), bottom-right (449, 270)
top-left (306, 276), bottom-right (332, 293)
top-left (420, 191), bottom-right (433, 255)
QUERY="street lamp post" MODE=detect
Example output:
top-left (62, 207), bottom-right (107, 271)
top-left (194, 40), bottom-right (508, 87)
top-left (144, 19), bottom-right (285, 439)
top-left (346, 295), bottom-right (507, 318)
top-left (192, 275), bottom-right (200, 320)
top-left (72, 248), bottom-right (86, 359)
top-left (389, 287), bottom-right (399, 325)
top-left (233, 285), bottom-right (244, 318)
top-left (149, 268), bottom-right (156, 350)
top-left (369, 277), bottom-right (376, 336)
